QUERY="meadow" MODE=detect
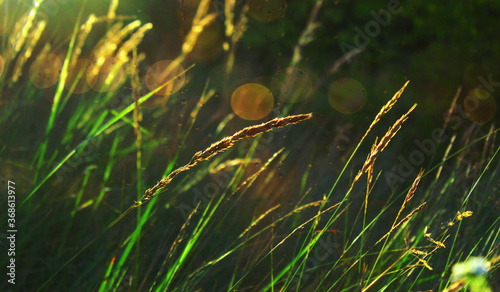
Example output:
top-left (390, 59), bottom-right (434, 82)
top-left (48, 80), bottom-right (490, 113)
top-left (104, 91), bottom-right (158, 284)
top-left (0, 0), bottom-right (499, 291)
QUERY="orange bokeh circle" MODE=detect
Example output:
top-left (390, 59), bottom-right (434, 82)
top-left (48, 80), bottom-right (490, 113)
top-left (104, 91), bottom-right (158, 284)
top-left (231, 83), bottom-right (274, 120)
top-left (29, 53), bottom-right (62, 88)
top-left (464, 88), bottom-right (497, 124)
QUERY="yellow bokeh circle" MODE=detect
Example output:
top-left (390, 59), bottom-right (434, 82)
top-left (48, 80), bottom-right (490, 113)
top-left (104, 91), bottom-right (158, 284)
top-left (65, 58), bottom-right (91, 94)
top-left (248, 0), bottom-right (287, 22)
top-left (328, 78), bottom-right (367, 114)
top-left (464, 88), bottom-right (496, 124)
top-left (86, 57), bottom-right (123, 92)
top-left (231, 83), bottom-right (274, 120)
top-left (29, 53), bottom-right (62, 88)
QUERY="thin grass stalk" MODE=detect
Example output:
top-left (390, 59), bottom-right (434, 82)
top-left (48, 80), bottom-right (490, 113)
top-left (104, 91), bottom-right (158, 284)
top-left (138, 113), bottom-right (313, 205)
top-left (288, 0), bottom-right (323, 70)
top-left (284, 83), bottom-right (412, 291)
top-left (22, 64), bottom-right (195, 206)
top-left (150, 201), bottom-right (202, 291)
top-left (108, 0), bottom-right (119, 21)
top-left (365, 169), bottom-right (424, 286)
top-left (237, 203), bottom-right (342, 291)
top-left (70, 14), bottom-right (96, 68)
top-left (132, 48), bottom-right (143, 291)
top-left (362, 250), bottom-right (412, 292)
top-left (12, 0), bottom-right (42, 55)
top-left (232, 148), bottom-right (284, 195)
top-left (438, 146), bottom-right (500, 291)
top-left (209, 148), bottom-right (285, 243)
top-left (225, 3), bottom-right (248, 77)
top-left (11, 20), bottom-right (46, 83)
top-left (189, 199), bottom-right (327, 283)
top-left (33, 2), bottom-right (84, 183)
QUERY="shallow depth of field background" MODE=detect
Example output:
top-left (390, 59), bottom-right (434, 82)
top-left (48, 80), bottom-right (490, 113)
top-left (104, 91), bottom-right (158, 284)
top-left (1, 0), bottom-right (499, 291)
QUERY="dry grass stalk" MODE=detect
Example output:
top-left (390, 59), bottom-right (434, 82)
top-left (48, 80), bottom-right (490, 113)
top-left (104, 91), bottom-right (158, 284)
top-left (181, 0), bottom-right (217, 57)
top-left (289, 0), bottom-right (323, 70)
top-left (224, 0), bottom-right (237, 38)
top-left (375, 202), bottom-right (426, 246)
top-left (147, 0), bottom-right (216, 97)
top-left (361, 81), bottom-right (410, 143)
top-left (443, 86), bottom-right (461, 130)
top-left (290, 199), bottom-right (325, 215)
top-left (328, 47), bottom-right (364, 75)
top-left (165, 201), bottom-right (202, 265)
top-left (232, 148), bottom-right (284, 195)
top-left (424, 226), bottom-right (446, 248)
top-left (115, 22), bottom-right (153, 64)
top-left (225, 3), bottom-right (248, 76)
top-left (137, 113), bottom-right (313, 206)
top-left (435, 134), bottom-right (456, 182)
top-left (447, 210), bottom-right (473, 227)
top-left (70, 14), bottom-right (97, 69)
top-left (209, 158), bottom-right (261, 173)
top-left (107, 0), bottom-right (119, 21)
top-left (272, 203), bottom-right (340, 255)
top-left (395, 169), bottom-right (424, 223)
top-left (187, 198), bottom-right (328, 280)
top-left (362, 250), bottom-right (411, 292)
top-left (11, 20), bottom-right (46, 83)
top-left (13, 2), bottom-right (40, 53)
top-left (238, 204), bottom-right (281, 240)
top-left (480, 124), bottom-right (497, 169)
top-left (352, 103), bottom-right (417, 187)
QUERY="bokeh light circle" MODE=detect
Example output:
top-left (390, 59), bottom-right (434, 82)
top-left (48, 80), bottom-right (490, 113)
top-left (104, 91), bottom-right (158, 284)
top-left (86, 57), bottom-right (123, 92)
top-left (463, 63), bottom-right (492, 91)
top-left (29, 53), bottom-right (62, 88)
top-left (145, 60), bottom-right (185, 96)
top-left (271, 67), bottom-right (313, 103)
top-left (65, 58), bottom-right (91, 94)
top-left (328, 78), bottom-right (367, 114)
top-left (0, 54), bottom-right (4, 78)
top-left (231, 83), bottom-right (274, 120)
top-left (464, 88), bottom-right (496, 124)
top-left (248, 0), bottom-right (287, 22)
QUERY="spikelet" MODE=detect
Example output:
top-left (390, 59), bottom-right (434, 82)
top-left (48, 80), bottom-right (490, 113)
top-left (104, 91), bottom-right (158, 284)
top-left (352, 103), bottom-right (417, 186)
top-left (115, 22), bottom-right (152, 64)
top-left (361, 81), bottom-right (410, 142)
top-left (107, 0), bottom-right (119, 20)
top-left (181, 0), bottom-right (217, 57)
top-left (70, 14), bottom-right (96, 69)
top-left (90, 22), bottom-right (124, 71)
top-left (231, 148), bottom-right (284, 195)
top-left (13, 0), bottom-right (42, 53)
top-left (374, 202), bottom-right (426, 246)
top-left (225, 4), bottom-right (248, 75)
top-left (11, 20), bottom-right (46, 83)
top-left (138, 113), bottom-right (313, 205)
top-left (224, 0), bottom-right (236, 38)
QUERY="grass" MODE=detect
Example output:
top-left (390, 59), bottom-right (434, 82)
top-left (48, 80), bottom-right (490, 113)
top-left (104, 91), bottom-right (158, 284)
top-left (1, 0), bottom-right (499, 291)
